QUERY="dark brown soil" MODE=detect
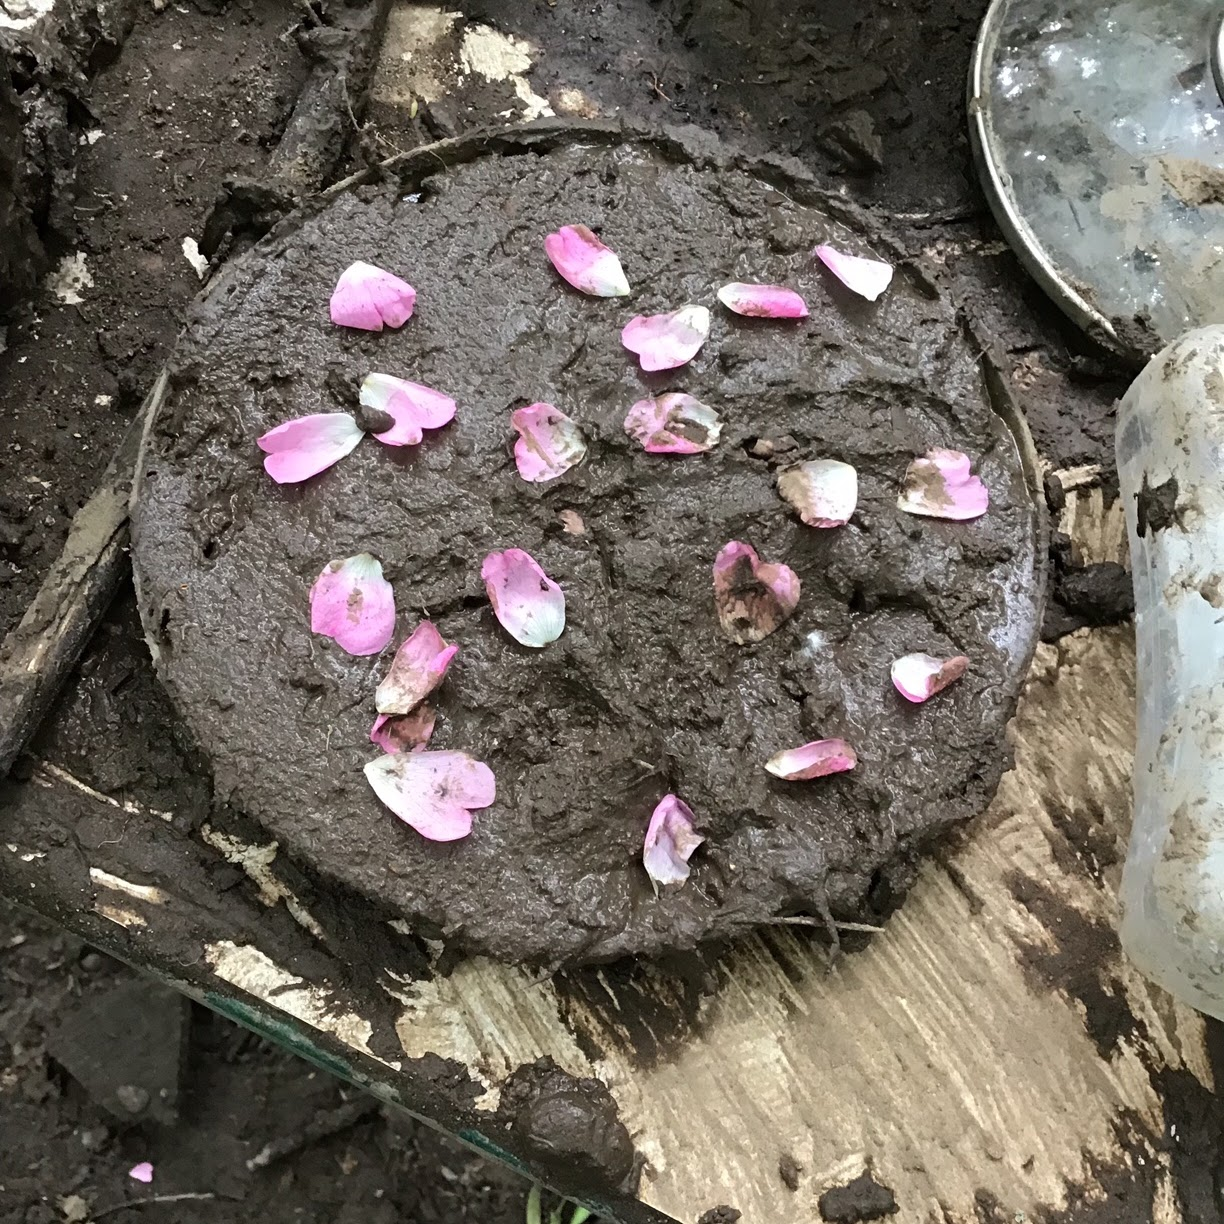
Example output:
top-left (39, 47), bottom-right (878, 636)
top-left (132, 127), bottom-right (1043, 967)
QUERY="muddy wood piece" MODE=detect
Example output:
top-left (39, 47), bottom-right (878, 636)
top-left (199, 0), bottom-right (394, 260)
top-left (0, 370), bottom-right (165, 776)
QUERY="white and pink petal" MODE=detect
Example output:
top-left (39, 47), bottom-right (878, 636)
top-left (364, 750), bottom-right (494, 842)
top-left (309, 553), bottom-right (396, 656)
top-left (765, 738), bottom-right (857, 780)
top-left (897, 449), bottom-right (989, 520)
top-left (375, 621), bottom-right (459, 715)
top-left (481, 548), bottom-right (565, 648)
top-left (511, 403), bottom-right (588, 482)
top-left (360, 373), bottom-right (457, 447)
top-left (891, 652), bottom-right (969, 703)
top-left (623, 393), bottom-right (721, 455)
top-left (621, 305), bottom-right (711, 372)
top-left (716, 282), bottom-right (808, 319)
top-left (370, 705), bottom-right (437, 755)
top-left (814, 244), bottom-right (894, 302)
top-left (642, 794), bottom-right (705, 888)
top-left (712, 541), bottom-right (800, 644)
top-left (777, 459), bottom-right (858, 528)
top-left (329, 261), bottom-right (416, 331)
top-left (257, 412), bottom-right (363, 484)
top-left (544, 225), bottom-right (630, 297)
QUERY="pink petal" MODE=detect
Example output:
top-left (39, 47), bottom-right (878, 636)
top-left (511, 403), bottom-right (588, 482)
top-left (257, 412), bottom-right (363, 483)
top-left (716, 282), bottom-right (809, 318)
top-left (891, 652), bottom-right (969, 703)
top-left (642, 794), bottom-right (705, 887)
top-left (329, 260), bottom-right (416, 331)
top-left (621, 305), bottom-right (711, 372)
top-left (544, 225), bottom-right (630, 297)
top-left (310, 553), bottom-right (396, 656)
top-left (624, 393), bottom-right (722, 455)
top-left (481, 548), bottom-right (565, 648)
top-left (129, 1163), bottom-right (154, 1184)
top-left (360, 373), bottom-right (457, 447)
top-left (375, 621), bottom-right (458, 714)
top-left (777, 459), bottom-right (858, 528)
top-left (370, 705), bottom-right (437, 754)
top-left (897, 449), bottom-right (989, 520)
top-left (712, 541), bottom-right (801, 644)
top-left (765, 738), bottom-right (857, 780)
top-left (364, 750), bottom-right (494, 841)
top-left (814, 244), bottom-right (894, 302)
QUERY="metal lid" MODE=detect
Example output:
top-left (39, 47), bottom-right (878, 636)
top-left (969, 0), bottom-right (1224, 356)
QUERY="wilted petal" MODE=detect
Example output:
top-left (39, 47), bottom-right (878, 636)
top-left (364, 750), bottom-right (494, 841)
top-left (642, 794), bottom-right (705, 887)
top-left (330, 260), bottom-right (416, 331)
top-left (624, 393), bottom-right (722, 455)
top-left (129, 1163), bottom-right (154, 1184)
top-left (544, 225), bottom-right (630, 297)
top-left (512, 403), bottom-right (588, 482)
top-left (777, 459), bottom-right (858, 528)
top-left (891, 652), bottom-right (969, 703)
top-left (814, 244), bottom-right (894, 302)
top-left (897, 449), bottom-right (989, 520)
top-left (360, 373), bottom-right (457, 447)
top-left (765, 738), bottom-right (857, 780)
top-left (375, 621), bottom-right (458, 714)
top-left (621, 305), bottom-right (711, 372)
top-left (482, 549), bottom-right (565, 647)
top-left (257, 412), bottom-right (363, 483)
top-left (717, 282), bottom-right (809, 319)
top-left (370, 705), bottom-right (437, 754)
top-left (310, 553), bottom-right (396, 656)
top-left (712, 541), bottom-right (800, 644)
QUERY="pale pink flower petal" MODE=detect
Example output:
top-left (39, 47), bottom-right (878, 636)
top-left (716, 282), bottom-right (809, 319)
top-left (310, 553), bottom-right (396, 656)
top-left (777, 459), bottom-right (858, 528)
top-left (891, 652), bottom-right (969, 703)
top-left (364, 750), bottom-right (494, 841)
top-left (624, 393), bottom-right (722, 455)
top-left (370, 705), bottom-right (436, 754)
top-left (765, 738), bottom-right (857, 781)
top-left (481, 548), bottom-right (565, 648)
top-left (375, 621), bottom-right (458, 714)
top-left (511, 403), bottom-right (588, 482)
top-left (360, 373), bottom-right (457, 447)
top-left (544, 225), bottom-right (630, 297)
top-left (621, 305), bottom-right (711, 372)
top-left (712, 541), bottom-right (800, 644)
top-left (814, 244), bottom-right (894, 302)
top-left (257, 412), bottom-right (363, 483)
top-left (642, 794), bottom-right (705, 888)
top-left (897, 449), bottom-right (989, 520)
top-left (129, 1163), bottom-right (154, 1184)
top-left (329, 260), bottom-right (416, 331)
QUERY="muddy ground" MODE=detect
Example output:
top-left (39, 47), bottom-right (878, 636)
top-left (0, 0), bottom-right (1148, 1219)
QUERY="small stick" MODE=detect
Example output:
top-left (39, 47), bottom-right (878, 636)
top-left (93, 1194), bottom-right (217, 1218)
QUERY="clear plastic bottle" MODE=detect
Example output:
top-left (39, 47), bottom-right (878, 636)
top-left (1117, 324), bottom-right (1224, 1019)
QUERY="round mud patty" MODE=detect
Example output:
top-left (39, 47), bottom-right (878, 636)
top-left (132, 126), bottom-right (1044, 967)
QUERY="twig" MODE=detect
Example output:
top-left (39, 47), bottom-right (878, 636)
top-left (769, 917), bottom-right (884, 933)
top-left (93, 1194), bottom-right (217, 1218)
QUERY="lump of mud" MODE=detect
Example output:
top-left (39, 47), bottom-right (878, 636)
top-left (132, 123), bottom-right (1044, 967)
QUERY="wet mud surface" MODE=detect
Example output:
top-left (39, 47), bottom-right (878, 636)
top-left (133, 128), bottom-right (1043, 966)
